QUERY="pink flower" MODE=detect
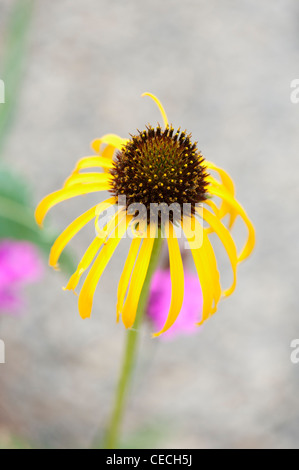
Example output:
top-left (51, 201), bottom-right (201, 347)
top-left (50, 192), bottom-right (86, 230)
top-left (0, 240), bottom-right (43, 314)
top-left (147, 268), bottom-right (203, 339)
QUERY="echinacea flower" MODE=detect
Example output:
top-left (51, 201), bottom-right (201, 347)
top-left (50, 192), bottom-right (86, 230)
top-left (147, 268), bottom-right (203, 339)
top-left (35, 93), bottom-right (255, 337)
top-left (0, 239), bottom-right (43, 313)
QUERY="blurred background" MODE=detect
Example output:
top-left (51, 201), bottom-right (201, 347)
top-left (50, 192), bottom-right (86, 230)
top-left (0, 0), bottom-right (299, 449)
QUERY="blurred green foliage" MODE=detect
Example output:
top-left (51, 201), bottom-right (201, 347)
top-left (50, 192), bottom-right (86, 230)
top-left (0, 0), bottom-right (35, 154)
top-left (0, 0), bottom-right (76, 274)
top-left (0, 162), bottom-right (75, 272)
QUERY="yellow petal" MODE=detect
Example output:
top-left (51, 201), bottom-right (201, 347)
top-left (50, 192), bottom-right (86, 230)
top-left (78, 215), bottom-right (131, 319)
top-left (206, 172), bottom-right (238, 229)
top-left (204, 198), bottom-right (220, 217)
top-left (75, 156), bottom-right (114, 172)
top-left (205, 161), bottom-right (235, 196)
top-left (182, 216), bottom-right (220, 324)
top-left (209, 185), bottom-right (255, 262)
top-left (64, 237), bottom-right (103, 292)
top-left (95, 206), bottom-right (125, 241)
top-left (64, 172), bottom-right (112, 188)
top-left (91, 134), bottom-right (128, 153)
top-left (49, 197), bottom-right (115, 269)
top-left (201, 207), bottom-right (238, 297)
top-left (35, 184), bottom-right (111, 227)
top-left (121, 230), bottom-right (155, 329)
top-left (201, 228), bottom-right (221, 315)
top-left (101, 144), bottom-right (117, 160)
top-left (204, 199), bottom-right (220, 235)
top-left (185, 233), bottom-right (213, 323)
top-left (141, 92), bottom-right (169, 128)
top-left (116, 237), bottom-right (142, 322)
top-left (153, 222), bottom-right (184, 337)
top-left (65, 209), bottom-right (125, 291)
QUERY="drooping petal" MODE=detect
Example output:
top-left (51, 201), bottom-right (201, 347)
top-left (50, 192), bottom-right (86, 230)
top-left (64, 237), bottom-right (102, 292)
top-left (121, 229), bottom-right (155, 329)
top-left (116, 237), bottom-right (142, 322)
top-left (201, 207), bottom-right (238, 297)
top-left (182, 216), bottom-right (221, 324)
top-left (91, 134), bottom-right (128, 154)
top-left (147, 268), bottom-right (202, 339)
top-left (184, 235), bottom-right (213, 322)
top-left (78, 215), bottom-right (131, 319)
top-left (204, 199), bottom-right (220, 217)
top-left (200, 228), bottom-right (221, 315)
top-left (205, 161), bottom-right (235, 196)
top-left (74, 156), bottom-right (114, 172)
top-left (141, 92), bottom-right (169, 128)
top-left (204, 199), bottom-right (220, 235)
top-left (65, 209), bottom-right (125, 291)
top-left (63, 172), bottom-right (112, 188)
top-left (101, 145), bottom-right (117, 160)
top-left (95, 206), bottom-right (124, 240)
top-left (208, 184), bottom-right (255, 262)
top-left (153, 222), bottom-right (184, 337)
top-left (35, 184), bottom-right (112, 227)
top-left (206, 172), bottom-right (238, 228)
top-left (49, 197), bottom-right (115, 269)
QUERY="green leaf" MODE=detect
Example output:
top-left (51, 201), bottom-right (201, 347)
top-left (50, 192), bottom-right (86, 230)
top-left (0, 164), bottom-right (76, 274)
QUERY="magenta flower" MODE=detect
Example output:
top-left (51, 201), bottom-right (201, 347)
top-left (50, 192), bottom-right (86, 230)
top-left (0, 239), bottom-right (43, 313)
top-left (147, 268), bottom-right (203, 339)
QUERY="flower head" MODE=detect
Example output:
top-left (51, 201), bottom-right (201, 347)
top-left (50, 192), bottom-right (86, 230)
top-left (0, 239), bottom-right (43, 313)
top-left (35, 93), bottom-right (255, 336)
top-left (110, 125), bottom-right (208, 226)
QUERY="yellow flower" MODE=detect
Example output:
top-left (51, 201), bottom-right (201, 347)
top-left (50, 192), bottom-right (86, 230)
top-left (35, 93), bottom-right (255, 337)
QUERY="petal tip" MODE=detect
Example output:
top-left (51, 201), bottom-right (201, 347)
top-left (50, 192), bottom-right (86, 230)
top-left (79, 295), bottom-right (93, 319)
top-left (34, 208), bottom-right (44, 228)
top-left (79, 309), bottom-right (91, 320)
top-left (49, 261), bottom-right (60, 271)
top-left (122, 317), bottom-right (133, 330)
top-left (152, 330), bottom-right (162, 338)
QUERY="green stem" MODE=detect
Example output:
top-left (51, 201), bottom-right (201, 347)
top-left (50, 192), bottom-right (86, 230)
top-left (103, 233), bottom-right (163, 449)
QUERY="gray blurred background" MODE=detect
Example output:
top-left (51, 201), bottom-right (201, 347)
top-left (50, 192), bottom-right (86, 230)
top-left (0, 0), bottom-right (299, 449)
